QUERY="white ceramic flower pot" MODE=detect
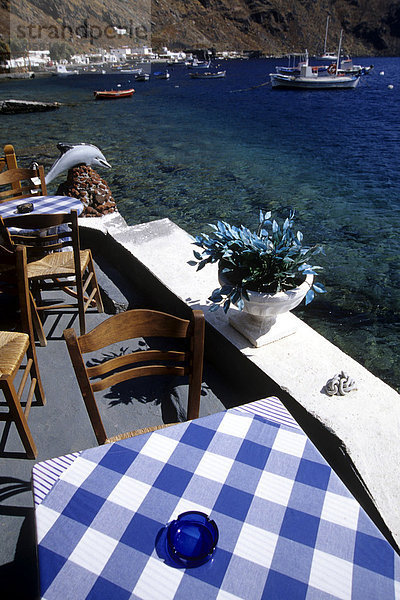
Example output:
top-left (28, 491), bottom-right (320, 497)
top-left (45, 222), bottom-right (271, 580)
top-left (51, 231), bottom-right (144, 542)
top-left (229, 274), bottom-right (314, 347)
top-left (242, 274), bottom-right (314, 318)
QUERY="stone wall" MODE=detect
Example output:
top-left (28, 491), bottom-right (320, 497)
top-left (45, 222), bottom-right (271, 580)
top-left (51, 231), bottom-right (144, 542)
top-left (56, 165), bottom-right (116, 217)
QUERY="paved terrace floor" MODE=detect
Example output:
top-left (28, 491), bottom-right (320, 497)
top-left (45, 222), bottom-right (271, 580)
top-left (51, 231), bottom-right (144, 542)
top-left (0, 252), bottom-right (257, 599)
top-left (78, 213), bottom-right (400, 556)
top-left (2, 213), bottom-right (400, 598)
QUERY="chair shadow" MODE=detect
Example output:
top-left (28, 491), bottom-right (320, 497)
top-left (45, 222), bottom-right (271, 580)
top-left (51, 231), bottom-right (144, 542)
top-left (0, 476), bottom-right (31, 502)
top-left (37, 307), bottom-right (100, 343)
top-left (105, 378), bottom-right (187, 423)
top-left (0, 394), bottom-right (46, 459)
top-left (86, 340), bottom-right (192, 423)
top-left (0, 477), bottom-right (39, 599)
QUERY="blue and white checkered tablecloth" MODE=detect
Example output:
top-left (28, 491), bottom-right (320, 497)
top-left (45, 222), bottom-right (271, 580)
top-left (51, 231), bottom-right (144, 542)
top-left (0, 195), bottom-right (83, 218)
top-left (33, 399), bottom-right (400, 600)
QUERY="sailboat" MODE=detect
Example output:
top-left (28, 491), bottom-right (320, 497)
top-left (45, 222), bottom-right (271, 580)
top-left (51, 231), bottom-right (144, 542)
top-left (316, 16), bottom-right (338, 61)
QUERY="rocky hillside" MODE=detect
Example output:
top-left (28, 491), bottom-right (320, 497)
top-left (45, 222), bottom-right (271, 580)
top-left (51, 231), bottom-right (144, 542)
top-left (2, 0), bottom-right (400, 56)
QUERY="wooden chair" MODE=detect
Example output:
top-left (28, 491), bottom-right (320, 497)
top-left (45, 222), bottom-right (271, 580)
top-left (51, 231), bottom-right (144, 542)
top-left (0, 144), bottom-right (18, 172)
top-left (1, 210), bottom-right (104, 345)
top-left (64, 308), bottom-right (205, 444)
top-left (0, 144), bottom-right (21, 195)
top-left (0, 244), bottom-right (43, 355)
top-left (0, 161), bottom-right (47, 203)
top-left (0, 245), bottom-right (46, 458)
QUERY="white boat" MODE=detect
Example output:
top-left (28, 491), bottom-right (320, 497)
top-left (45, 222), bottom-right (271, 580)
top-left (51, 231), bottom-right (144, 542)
top-left (187, 59), bottom-right (211, 69)
top-left (270, 36), bottom-right (360, 90)
top-left (316, 16), bottom-right (338, 60)
top-left (270, 69), bottom-right (360, 89)
top-left (56, 65), bottom-right (78, 76)
top-left (153, 70), bottom-right (170, 79)
top-left (338, 58), bottom-right (374, 76)
top-left (117, 67), bottom-right (143, 75)
top-left (135, 72), bottom-right (150, 81)
top-left (276, 52), bottom-right (325, 76)
top-left (189, 70), bottom-right (226, 79)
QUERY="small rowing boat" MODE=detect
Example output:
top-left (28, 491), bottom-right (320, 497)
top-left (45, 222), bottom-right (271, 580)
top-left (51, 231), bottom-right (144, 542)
top-left (93, 88), bottom-right (135, 100)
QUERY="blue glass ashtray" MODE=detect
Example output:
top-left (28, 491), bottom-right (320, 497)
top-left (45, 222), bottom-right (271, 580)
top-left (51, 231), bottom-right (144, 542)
top-left (166, 511), bottom-right (219, 568)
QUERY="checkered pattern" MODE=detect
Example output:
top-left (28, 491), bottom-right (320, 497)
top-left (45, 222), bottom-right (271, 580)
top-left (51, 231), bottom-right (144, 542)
top-left (33, 402), bottom-right (400, 600)
top-left (235, 396), bottom-right (301, 430)
top-left (0, 196), bottom-right (84, 218)
top-left (32, 399), bottom-right (297, 507)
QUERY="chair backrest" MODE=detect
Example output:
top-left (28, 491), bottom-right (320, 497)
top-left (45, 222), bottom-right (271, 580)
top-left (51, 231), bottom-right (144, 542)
top-left (0, 144), bottom-right (18, 173)
top-left (0, 163), bottom-right (47, 203)
top-left (1, 145), bottom-right (21, 194)
top-left (1, 209), bottom-right (81, 261)
top-left (0, 244), bottom-right (35, 346)
top-left (64, 308), bottom-right (205, 444)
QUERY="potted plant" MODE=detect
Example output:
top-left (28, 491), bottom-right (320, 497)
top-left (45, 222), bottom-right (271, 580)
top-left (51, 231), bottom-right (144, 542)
top-left (191, 209), bottom-right (326, 345)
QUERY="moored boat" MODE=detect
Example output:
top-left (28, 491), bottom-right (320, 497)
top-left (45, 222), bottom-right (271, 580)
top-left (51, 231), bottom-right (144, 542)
top-left (135, 72), bottom-right (150, 81)
top-left (93, 88), bottom-right (135, 100)
top-left (338, 59), bottom-right (374, 76)
top-left (276, 52), bottom-right (327, 76)
top-left (153, 70), bottom-right (170, 79)
top-left (315, 16), bottom-right (338, 61)
top-left (270, 34), bottom-right (359, 90)
top-left (270, 70), bottom-right (360, 89)
top-left (189, 70), bottom-right (226, 79)
top-left (56, 65), bottom-right (79, 76)
top-left (187, 59), bottom-right (211, 69)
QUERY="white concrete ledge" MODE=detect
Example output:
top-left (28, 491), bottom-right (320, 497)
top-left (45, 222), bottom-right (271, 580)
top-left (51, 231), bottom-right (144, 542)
top-left (79, 213), bottom-right (400, 549)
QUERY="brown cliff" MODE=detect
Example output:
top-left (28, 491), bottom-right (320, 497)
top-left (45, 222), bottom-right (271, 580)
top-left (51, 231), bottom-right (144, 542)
top-left (1, 0), bottom-right (400, 56)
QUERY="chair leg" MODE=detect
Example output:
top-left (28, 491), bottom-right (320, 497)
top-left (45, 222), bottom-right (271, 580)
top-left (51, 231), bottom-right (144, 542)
top-left (77, 293), bottom-right (86, 335)
top-left (25, 340), bottom-right (46, 406)
top-left (15, 246), bottom-right (47, 347)
top-left (30, 292), bottom-right (47, 347)
top-left (0, 379), bottom-right (37, 458)
top-left (87, 253), bottom-right (104, 313)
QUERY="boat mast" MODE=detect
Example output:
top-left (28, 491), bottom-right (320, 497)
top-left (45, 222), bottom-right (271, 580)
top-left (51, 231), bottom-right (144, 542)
top-left (323, 16), bottom-right (330, 55)
top-left (336, 29), bottom-right (343, 73)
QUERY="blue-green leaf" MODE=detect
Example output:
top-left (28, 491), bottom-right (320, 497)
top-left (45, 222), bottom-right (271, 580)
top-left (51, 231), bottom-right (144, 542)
top-left (313, 282), bottom-right (327, 293)
top-left (305, 289), bottom-right (315, 305)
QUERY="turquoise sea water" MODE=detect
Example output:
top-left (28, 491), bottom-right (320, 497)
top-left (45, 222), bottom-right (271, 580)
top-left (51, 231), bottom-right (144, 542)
top-left (1, 57), bottom-right (400, 390)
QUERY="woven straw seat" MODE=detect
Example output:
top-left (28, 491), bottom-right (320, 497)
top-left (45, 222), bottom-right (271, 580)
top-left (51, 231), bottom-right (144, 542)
top-left (0, 245), bottom-right (45, 458)
top-left (26, 249), bottom-right (91, 279)
top-left (0, 328), bottom-right (45, 458)
top-left (105, 423), bottom-right (175, 444)
top-left (0, 331), bottom-right (29, 376)
top-left (1, 210), bottom-right (103, 346)
top-left (64, 309), bottom-right (205, 445)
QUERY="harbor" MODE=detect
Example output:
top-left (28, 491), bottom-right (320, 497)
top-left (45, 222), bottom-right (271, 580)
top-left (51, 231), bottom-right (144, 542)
top-left (1, 51), bottom-right (400, 598)
top-left (0, 57), bottom-right (398, 392)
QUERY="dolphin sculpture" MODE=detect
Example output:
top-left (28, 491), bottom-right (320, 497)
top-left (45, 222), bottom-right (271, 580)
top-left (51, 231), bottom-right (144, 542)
top-left (45, 142), bottom-right (111, 185)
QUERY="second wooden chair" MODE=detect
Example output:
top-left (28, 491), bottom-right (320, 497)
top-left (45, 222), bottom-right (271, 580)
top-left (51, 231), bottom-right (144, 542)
top-left (64, 308), bottom-right (205, 444)
top-left (0, 161), bottom-right (47, 202)
top-left (0, 245), bottom-right (46, 458)
top-left (1, 210), bottom-right (104, 345)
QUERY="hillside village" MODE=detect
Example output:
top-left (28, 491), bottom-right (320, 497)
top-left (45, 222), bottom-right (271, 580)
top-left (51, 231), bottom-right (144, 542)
top-left (4, 43), bottom-right (255, 76)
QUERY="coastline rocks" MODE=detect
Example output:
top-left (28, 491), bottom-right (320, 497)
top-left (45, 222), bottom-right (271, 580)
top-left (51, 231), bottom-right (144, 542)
top-left (56, 165), bottom-right (117, 217)
top-left (0, 99), bottom-right (60, 114)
